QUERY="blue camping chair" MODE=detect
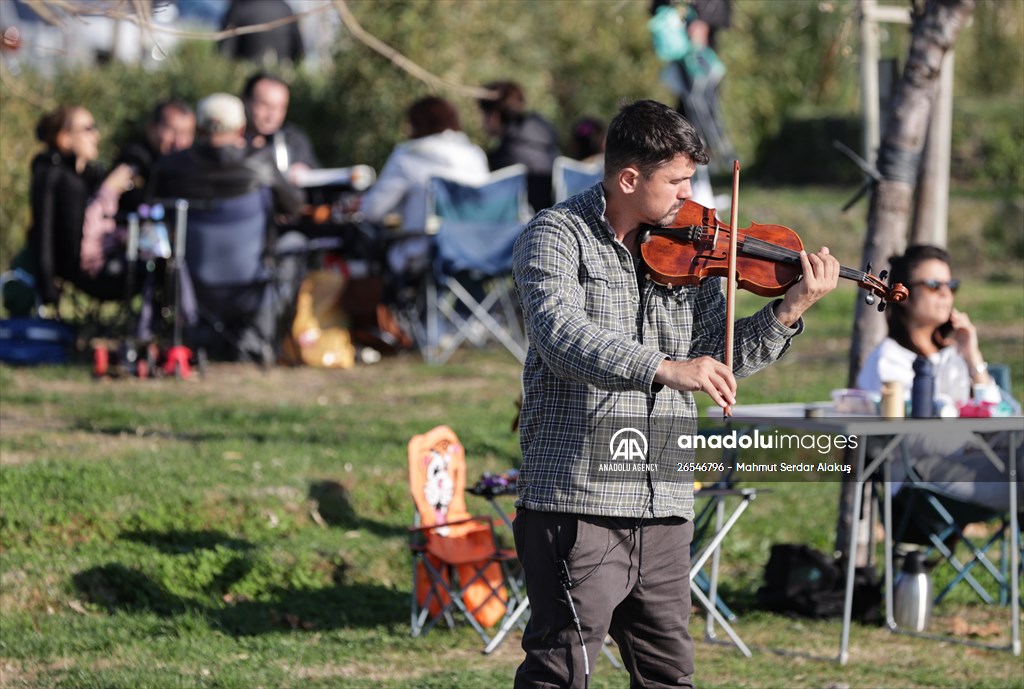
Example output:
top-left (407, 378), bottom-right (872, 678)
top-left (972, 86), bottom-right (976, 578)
top-left (552, 156), bottom-right (603, 204)
top-left (404, 165), bottom-right (531, 365)
top-left (175, 190), bottom-right (295, 366)
top-left (882, 397), bottom-right (1023, 612)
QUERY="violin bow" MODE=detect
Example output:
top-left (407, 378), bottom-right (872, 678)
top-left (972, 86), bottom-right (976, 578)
top-left (723, 160), bottom-right (741, 418)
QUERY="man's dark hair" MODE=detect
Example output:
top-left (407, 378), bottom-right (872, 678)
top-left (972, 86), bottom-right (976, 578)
top-left (477, 80), bottom-right (526, 124)
top-left (149, 99), bottom-right (194, 126)
top-left (241, 71), bottom-right (289, 100)
top-left (604, 100), bottom-right (709, 178)
top-left (885, 244), bottom-right (953, 355)
top-left (407, 96), bottom-right (461, 139)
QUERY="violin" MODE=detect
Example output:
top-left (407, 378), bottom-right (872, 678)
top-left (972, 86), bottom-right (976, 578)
top-left (638, 200), bottom-right (908, 308)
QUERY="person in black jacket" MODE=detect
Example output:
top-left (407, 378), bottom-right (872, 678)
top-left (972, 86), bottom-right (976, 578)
top-left (242, 72), bottom-right (320, 182)
top-left (113, 99), bottom-right (195, 217)
top-left (148, 93), bottom-right (306, 362)
top-left (219, 0), bottom-right (305, 65)
top-left (149, 94), bottom-right (302, 215)
top-left (477, 81), bottom-right (561, 212)
top-left (25, 105), bottom-right (134, 307)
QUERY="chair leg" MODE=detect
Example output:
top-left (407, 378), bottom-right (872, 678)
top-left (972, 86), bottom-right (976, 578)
top-left (412, 556), bottom-right (461, 637)
top-left (920, 495), bottom-right (1006, 605)
top-left (444, 278), bottom-right (526, 363)
top-left (932, 526), bottom-right (1008, 605)
top-left (600, 638), bottom-right (622, 670)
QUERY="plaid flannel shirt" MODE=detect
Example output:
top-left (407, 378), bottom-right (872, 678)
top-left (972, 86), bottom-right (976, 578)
top-left (512, 184), bottom-right (802, 519)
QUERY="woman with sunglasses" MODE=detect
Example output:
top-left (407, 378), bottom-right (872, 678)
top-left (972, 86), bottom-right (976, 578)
top-left (25, 105), bottom-right (134, 307)
top-left (857, 244), bottom-right (995, 405)
top-left (856, 244), bottom-right (1021, 517)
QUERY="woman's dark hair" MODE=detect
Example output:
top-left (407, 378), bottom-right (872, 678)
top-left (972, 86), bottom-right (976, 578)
top-left (477, 80), bottom-right (526, 125)
top-left (35, 105), bottom-right (79, 149)
top-left (406, 96), bottom-right (461, 139)
top-left (886, 244), bottom-right (953, 354)
top-left (604, 99), bottom-right (709, 178)
top-left (571, 116), bottom-right (606, 160)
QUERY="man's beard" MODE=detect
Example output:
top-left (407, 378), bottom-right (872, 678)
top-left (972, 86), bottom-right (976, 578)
top-left (656, 202), bottom-right (685, 227)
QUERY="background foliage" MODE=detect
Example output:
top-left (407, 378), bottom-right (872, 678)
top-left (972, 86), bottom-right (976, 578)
top-left (1, 0), bottom-right (1022, 267)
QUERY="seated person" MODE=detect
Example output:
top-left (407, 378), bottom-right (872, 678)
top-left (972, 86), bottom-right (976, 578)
top-left (242, 72), bottom-right (320, 183)
top-left (18, 105), bottom-right (134, 310)
top-left (857, 244), bottom-right (1021, 514)
top-left (359, 95), bottom-right (489, 274)
top-left (114, 99), bottom-right (196, 217)
top-left (219, 0), bottom-right (305, 65)
top-left (148, 93), bottom-right (306, 363)
top-left (477, 80), bottom-right (561, 212)
top-left (569, 116), bottom-right (605, 165)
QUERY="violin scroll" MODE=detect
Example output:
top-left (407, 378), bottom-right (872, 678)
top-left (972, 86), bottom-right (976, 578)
top-left (859, 263), bottom-right (908, 312)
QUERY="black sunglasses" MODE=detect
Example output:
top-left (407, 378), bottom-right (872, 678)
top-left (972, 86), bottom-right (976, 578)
top-left (910, 278), bottom-right (960, 293)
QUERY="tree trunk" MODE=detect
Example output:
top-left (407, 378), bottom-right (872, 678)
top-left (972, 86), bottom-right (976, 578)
top-left (847, 0), bottom-right (976, 387)
top-left (837, 0), bottom-right (976, 565)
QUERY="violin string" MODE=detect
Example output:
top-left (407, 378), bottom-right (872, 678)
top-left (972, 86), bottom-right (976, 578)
top-left (652, 222), bottom-right (890, 293)
top-left (700, 231), bottom-right (866, 282)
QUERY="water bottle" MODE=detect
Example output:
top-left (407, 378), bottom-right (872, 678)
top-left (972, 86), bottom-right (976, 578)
top-left (894, 551), bottom-right (933, 631)
top-left (911, 357), bottom-right (935, 418)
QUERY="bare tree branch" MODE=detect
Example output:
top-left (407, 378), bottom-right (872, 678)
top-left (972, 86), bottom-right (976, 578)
top-left (331, 0), bottom-right (496, 100)
top-left (20, 0), bottom-right (334, 41)
top-left (3, 0), bottom-right (496, 107)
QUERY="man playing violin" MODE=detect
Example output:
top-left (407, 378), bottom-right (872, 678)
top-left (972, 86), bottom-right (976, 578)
top-left (510, 99), bottom-right (839, 688)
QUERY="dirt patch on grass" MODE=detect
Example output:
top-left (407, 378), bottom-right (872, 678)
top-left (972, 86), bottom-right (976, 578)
top-left (1, 352), bottom-right (523, 467)
top-left (0, 417), bottom-right (171, 467)
top-left (283, 641), bottom-right (524, 683)
top-left (2, 352), bottom-right (519, 426)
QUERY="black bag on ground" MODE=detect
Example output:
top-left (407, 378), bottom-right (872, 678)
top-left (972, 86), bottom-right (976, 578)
top-left (756, 543), bottom-right (881, 622)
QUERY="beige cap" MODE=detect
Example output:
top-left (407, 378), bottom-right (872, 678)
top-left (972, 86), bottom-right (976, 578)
top-left (196, 93), bottom-right (246, 133)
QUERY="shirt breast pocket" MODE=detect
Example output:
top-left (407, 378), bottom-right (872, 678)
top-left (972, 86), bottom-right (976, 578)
top-left (650, 284), bottom-right (696, 358)
top-left (579, 260), bottom-right (619, 329)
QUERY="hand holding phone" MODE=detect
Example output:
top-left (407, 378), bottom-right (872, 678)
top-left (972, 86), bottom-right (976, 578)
top-left (936, 318), bottom-right (955, 341)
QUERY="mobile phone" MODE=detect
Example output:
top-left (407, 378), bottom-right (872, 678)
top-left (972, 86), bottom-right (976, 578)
top-left (937, 319), bottom-right (955, 339)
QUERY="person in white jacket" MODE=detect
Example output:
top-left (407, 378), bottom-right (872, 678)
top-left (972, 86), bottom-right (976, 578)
top-left (856, 244), bottom-right (1021, 513)
top-left (360, 96), bottom-right (489, 274)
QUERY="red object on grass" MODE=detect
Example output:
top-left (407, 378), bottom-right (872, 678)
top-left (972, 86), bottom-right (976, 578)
top-left (163, 345), bottom-right (192, 378)
top-left (93, 345), bottom-right (109, 377)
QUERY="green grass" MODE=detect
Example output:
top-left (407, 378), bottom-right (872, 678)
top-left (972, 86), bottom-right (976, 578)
top-left (1, 348), bottom-right (1022, 689)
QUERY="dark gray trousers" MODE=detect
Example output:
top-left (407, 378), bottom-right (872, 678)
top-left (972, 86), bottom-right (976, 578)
top-left (512, 509), bottom-right (695, 689)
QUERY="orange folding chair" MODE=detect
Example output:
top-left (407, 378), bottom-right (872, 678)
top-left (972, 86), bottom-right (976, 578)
top-left (408, 425), bottom-right (523, 644)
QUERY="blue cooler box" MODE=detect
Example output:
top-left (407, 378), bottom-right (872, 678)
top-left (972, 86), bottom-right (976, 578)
top-left (0, 318), bottom-right (76, 365)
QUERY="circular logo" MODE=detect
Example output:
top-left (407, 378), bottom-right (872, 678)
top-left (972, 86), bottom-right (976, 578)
top-left (609, 427), bottom-right (648, 461)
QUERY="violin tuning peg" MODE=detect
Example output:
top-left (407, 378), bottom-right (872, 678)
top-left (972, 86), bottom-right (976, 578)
top-left (865, 261), bottom-right (873, 274)
top-left (864, 293), bottom-right (876, 306)
top-left (877, 301), bottom-right (887, 313)
top-left (879, 269), bottom-right (889, 281)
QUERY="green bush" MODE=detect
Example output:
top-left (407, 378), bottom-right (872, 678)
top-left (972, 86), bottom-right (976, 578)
top-left (951, 98), bottom-right (1024, 192)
